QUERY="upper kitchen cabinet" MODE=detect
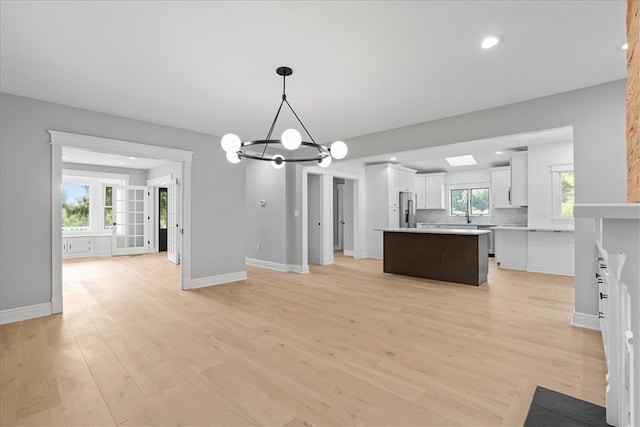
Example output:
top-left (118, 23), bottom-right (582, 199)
top-left (510, 151), bottom-right (528, 206)
top-left (414, 173), bottom-right (446, 209)
top-left (383, 164), bottom-right (416, 207)
top-left (490, 166), bottom-right (512, 208)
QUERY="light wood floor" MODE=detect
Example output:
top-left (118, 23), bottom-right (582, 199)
top-left (1, 253), bottom-right (605, 426)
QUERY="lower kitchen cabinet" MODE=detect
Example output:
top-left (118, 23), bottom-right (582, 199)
top-left (495, 228), bottom-right (528, 270)
top-left (526, 230), bottom-right (574, 276)
top-left (494, 227), bottom-right (574, 275)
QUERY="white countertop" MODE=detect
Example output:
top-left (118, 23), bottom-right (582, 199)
top-left (493, 225), bottom-right (574, 232)
top-left (376, 227), bottom-right (491, 235)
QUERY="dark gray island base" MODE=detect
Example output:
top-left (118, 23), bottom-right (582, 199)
top-left (380, 228), bottom-right (489, 286)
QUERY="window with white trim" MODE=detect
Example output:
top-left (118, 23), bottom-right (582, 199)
top-left (551, 164), bottom-right (574, 219)
top-left (62, 170), bottom-right (128, 234)
top-left (449, 183), bottom-right (490, 216)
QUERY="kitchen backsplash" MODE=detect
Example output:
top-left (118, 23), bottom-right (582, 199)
top-left (415, 207), bottom-right (528, 225)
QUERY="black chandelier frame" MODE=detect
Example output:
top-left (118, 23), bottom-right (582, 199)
top-left (234, 66), bottom-right (331, 165)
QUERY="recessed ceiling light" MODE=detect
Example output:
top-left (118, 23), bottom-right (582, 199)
top-left (128, 156), bottom-right (136, 160)
top-left (446, 155), bottom-right (477, 167)
top-left (118, 162), bottom-right (125, 165)
top-left (482, 35), bottom-right (503, 49)
top-left (390, 157), bottom-right (397, 161)
top-left (621, 42), bottom-right (628, 50)
top-left (495, 151), bottom-right (504, 155)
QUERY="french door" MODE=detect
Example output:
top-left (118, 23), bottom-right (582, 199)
top-left (112, 185), bottom-right (149, 256)
top-left (167, 178), bottom-right (180, 264)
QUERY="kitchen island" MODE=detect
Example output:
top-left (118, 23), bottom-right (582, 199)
top-left (376, 228), bottom-right (491, 286)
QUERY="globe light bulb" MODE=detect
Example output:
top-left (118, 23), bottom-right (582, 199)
top-left (271, 154), bottom-right (285, 170)
top-left (281, 129), bottom-right (302, 150)
top-left (226, 150), bottom-right (241, 164)
top-left (330, 140), bottom-right (348, 159)
top-left (221, 133), bottom-right (241, 153)
top-left (318, 155), bottom-right (332, 168)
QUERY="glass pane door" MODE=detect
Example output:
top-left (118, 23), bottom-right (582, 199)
top-left (112, 185), bottom-right (148, 256)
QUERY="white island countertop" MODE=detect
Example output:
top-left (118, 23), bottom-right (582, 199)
top-left (375, 227), bottom-right (491, 235)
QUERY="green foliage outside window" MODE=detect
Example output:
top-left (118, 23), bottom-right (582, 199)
top-left (160, 190), bottom-right (168, 229)
top-left (451, 187), bottom-right (490, 216)
top-left (470, 188), bottom-right (489, 215)
top-left (104, 186), bottom-right (113, 229)
top-left (450, 189), bottom-right (468, 215)
top-left (561, 171), bottom-right (574, 217)
top-left (62, 184), bottom-right (90, 228)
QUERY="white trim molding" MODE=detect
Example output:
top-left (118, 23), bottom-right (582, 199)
top-left (50, 130), bottom-right (194, 305)
top-left (571, 311), bottom-right (601, 330)
top-left (0, 303), bottom-right (52, 325)
top-left (190, 272), bottom-right (248, 289)
top-left (288, 264), bottom-right (310, 274)
top-left (246, 258), bottom-right (288, 272)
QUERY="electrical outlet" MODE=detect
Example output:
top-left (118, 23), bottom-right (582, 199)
top-left (537, 211), bottom-right (546, 218)
top-left (256, 243), bottom-right (260, 250)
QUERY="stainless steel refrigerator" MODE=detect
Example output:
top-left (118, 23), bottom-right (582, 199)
top-left (399, 191), bottom-right (417, 228)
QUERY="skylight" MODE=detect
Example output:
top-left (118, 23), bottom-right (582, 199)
top-left (445, 155), bottom-right (477, 167)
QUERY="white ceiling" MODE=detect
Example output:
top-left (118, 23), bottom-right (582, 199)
top-left (0, 0), bottom-right (628, 152)
top-left (62, 147), bottom-right (169, 170)
top-left (348, 126), bottom-right (573, 173)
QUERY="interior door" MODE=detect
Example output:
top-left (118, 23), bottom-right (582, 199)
top-left (167, 178), bottom-right (179, 264)
top-left (112, 185), bottom-right (149, 256)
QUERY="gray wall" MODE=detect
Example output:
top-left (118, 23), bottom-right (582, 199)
top-left (341, 80), bottom-right (627, 319)
top-left (0, 93), bottom-right (246, 311)
top-left (146, 161), bottom-right (182, 183)
top-left (245, 160), bottom-right (287, 264)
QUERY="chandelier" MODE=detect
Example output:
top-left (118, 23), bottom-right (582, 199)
top-left (220, 66), bottom-right (348, 169)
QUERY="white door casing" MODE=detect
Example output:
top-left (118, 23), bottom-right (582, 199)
top-left (50, 131), bottom-right (194, 312)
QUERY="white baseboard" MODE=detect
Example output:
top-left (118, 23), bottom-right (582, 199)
top-left (190, 271), bottom-right (247, 289)
top-left (287, 264), bottom-right (310, 274)
top-left (0, 302), bottom-right (52, 325)
top-left (246, 258), bottom-right (288, 272)
top-left (343, 249), bottom-right (354, 256)
top-left (571, 312), bottom-right (601, 330)
top-left (51, 296), bottom-right (63, 314)
top-left (527, 265), bottom-right (575, 277)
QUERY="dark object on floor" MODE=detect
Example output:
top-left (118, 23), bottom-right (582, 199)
top-left (524, 386), bottom-right (609, 427)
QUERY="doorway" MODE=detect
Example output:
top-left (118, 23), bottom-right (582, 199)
top-left (50, 130), bottom-right (194, 315)
top-left (159, 187), bottom-right (168, 252)
top-left (307, 174), bottom-right (323, 265)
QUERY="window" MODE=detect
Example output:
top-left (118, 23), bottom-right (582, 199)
top-left (552, 165), bottom-right (574, 219)
top-left (62, 183), bottom-right (90, 230)
top-left (104, 185), bottom-right (113, 229)
top-left (449, 185), bottom-right (490, 216)
top-left (62, 170), bottom-right (128, 234)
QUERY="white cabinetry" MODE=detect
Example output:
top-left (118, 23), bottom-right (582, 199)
top-left (387, 165), bottom-right (415, 208)
top-left (62, 236), bottom-right (92, 259)
top-left (490, 167), bottom-right (512, 208)
top-left (510, 151), bottom-right (528, 206)
top-left (366, 163), bottom-right (417, 259)
top-left (494, 228), bottom-right (528, 270)
top-left (414, 173), bottom-right (445, 210)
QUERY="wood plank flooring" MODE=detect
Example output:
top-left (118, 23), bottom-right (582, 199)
top-left (0, 253), bottom-right (605, 426)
